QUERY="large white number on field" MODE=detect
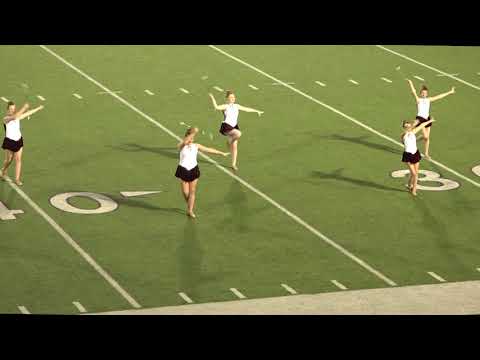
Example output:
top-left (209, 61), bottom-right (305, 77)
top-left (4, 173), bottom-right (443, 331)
top-left (473, 165), bottom-right (480, 177)
top-left (391, 170), bottom-right (460, 191)
top-left (0, 201), bottom-right (24, 221)
top-left (50, 192), bottom-right (118, 214)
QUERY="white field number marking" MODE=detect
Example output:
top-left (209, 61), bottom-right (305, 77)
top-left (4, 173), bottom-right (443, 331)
top-left (0, 201), bottom-right (24, 220)
top-left (473, 165), bottom-right (480, 177)
top-left (50, 192), bottom-right (118, 214)
top-left (391, 170), bottom-right (460, 191)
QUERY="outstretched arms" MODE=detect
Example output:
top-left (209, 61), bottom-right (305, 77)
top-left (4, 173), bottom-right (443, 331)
top-left (197, 144), bottom-right (229, 157)
top-left (16, 105), bottom-right (44, 121)
top-left (412, 118), bottom-right (435, 134)
top-left (406, 79), bottom-right (419, 102)
top-left (4, 104), bottom-right (44, 123)
top-left (237, 104), bottom-right (264, 116)
top-left (209, 93), bottom-right (227, 111)
top-left (429, 87), bottom-right (455, 102)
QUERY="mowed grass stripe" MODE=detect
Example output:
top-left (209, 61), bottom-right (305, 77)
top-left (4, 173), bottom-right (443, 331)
top-left (39, 45), bottom-right (398, 287)
top-left (2, 175), bottom-right (141, 309)
top-left (208, 45), bottom-right (480, 190)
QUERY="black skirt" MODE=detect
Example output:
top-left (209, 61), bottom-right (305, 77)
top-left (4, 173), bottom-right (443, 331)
top-left (219, 122), bottom-right (239, 136)
top-left (402, 150), bottom-right (421, 164)
top-left (175, 165), bottom-right (200, 182)
top-left (2, 137), bottom-right (23, 153)
top-left (416, 115), bottom-right (432, 128)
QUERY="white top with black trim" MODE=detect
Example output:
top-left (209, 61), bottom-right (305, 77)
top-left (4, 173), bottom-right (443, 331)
top-left (403, 132), bottom-right (417, 154)
top-left (4, 116), bottom-right (21, 141)
top-left (223, 103), bottom-right (239, 127)
top-left (417, 98), bottom-right (430, 119)
top-left (179, 143), bottom-right (198, 170)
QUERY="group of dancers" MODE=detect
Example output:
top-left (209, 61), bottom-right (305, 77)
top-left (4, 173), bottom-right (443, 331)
top-left (1, 79), bottom-right (455, 217)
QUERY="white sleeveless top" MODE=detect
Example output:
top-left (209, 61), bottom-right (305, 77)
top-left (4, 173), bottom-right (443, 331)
top-left (178, 143), bottom-right (198, 170)
top-left (223, 104), bottom-right (239, 127)
top-left (4, 116), bottom-right (22, 141)
top-left (417, 98), bottom-right (430, 119)
top-left (403, 132), bottom-right (417, 154)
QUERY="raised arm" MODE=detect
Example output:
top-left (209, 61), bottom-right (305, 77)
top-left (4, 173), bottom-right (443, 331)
top-left (16, 105), bottom-right (44, 121)
top-left (429, 87), bottom-right (455, 102)
top-left (412, 119), bottom-right (435, 134)
top-left (15, 103), bottom-right (30, 118)
top-left (209, 93), bottom-right (227, 111)
top-left (406, 79), bottom-right (419, 102)
top-left (197, 144), bottom-right (229, 157)
top-left (237, 104), bottom-right (264, 116)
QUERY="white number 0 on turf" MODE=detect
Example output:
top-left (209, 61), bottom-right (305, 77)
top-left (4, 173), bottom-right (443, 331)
top-left (391, 170), bottom-right (460, 191)
top-left (473, 165), bottom-right (480, 177)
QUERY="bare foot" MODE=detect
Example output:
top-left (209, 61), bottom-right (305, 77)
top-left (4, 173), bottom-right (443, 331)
top-left (411, 191), bottom-right (417, 197)
top-left (15, 180), bottom-right (23, 186)
top-left (187, 211), bottom-right (196, 219)
top-left (232, 165), bottom-right (238, 171)
top-left (425, 154), bottom-right (431, 159)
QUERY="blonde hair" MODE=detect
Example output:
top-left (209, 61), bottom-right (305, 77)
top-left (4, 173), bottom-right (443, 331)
top-left (184, 127), bottom-right (198, 138)
top-left (225, 90), bottom-right (234, 98)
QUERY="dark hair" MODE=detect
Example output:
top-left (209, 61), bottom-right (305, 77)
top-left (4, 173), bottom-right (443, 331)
top-left (421, 85), bottom-right (428, 92)
top-left (225, 90), bottom-right (234, 98)
top-left (6, 101), bottom-right (14, 109)
top-left (184, 127), bottom-right (198, 138)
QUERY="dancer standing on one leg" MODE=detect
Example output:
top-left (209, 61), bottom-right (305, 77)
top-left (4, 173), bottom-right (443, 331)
top-left (175, 127), bottom-right (229, 218)
top-left (401, 118), bottom-right (435, 196)
top-left (209, 91), bottom-right (263, 171)
top-left (1, 101), bottom-right (45, 185)
top-left (406, 79), bottom-right (454, 159)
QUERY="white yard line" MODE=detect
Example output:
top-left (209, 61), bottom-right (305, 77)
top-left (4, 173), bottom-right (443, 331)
top-left (348, 79), bottom-right (359, 85)
top-left (73, 301), bottom-right (87, 313)
top-left (18, 306), bottom-right (31, 314)
top-left (179, 88), bottom-right (190, 94)
top-left (230, 288), bottom-right (247, 299)
top-left (39, 44), bottom-right (398, 287)
top-left (281, 284), bottom-right (298, 295)
top-left (413, 76), bottom-right (425, 81)
top-left (144, 89), bottom-right (155, 96)
top-left (178, 292), bottom-right (194, 304)
top-left (376, 45), bottom-right (480, 91)
top-left (208, 45), bottom-right (480, 190)
top-left (315, 81), bottom-right (326, 87)
top-left (248, 84), bottom-right (259, 90)
top-left (2, 175), bottom-right (141, 309)
top-left (381, 77), bottom-right (392, 83)
top-left (120, 191), bottom-right (162, 198)
top-left (427, 272), bottom-right (447, 283)
top-left (331, 280), bottom-right (348, 290)
top-left (73, 93), bottom-right (83, 99)
top-left (436, 73), bottom-right (459, 77)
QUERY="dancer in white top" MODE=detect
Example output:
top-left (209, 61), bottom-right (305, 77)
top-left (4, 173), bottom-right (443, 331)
top-left (401, 118), bottom-right (435, 196)
top-left (1, 101), bottom-right (45, 185)
top-left (209, 91), bottom-right (263, 171)
top-left (406, 79), bottom-right (455, 158)
top-left (175, 127), bottom-right (229, 218)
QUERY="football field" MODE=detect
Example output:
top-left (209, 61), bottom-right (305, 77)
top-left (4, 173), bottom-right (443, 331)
top-left (1, 45), bottom-right (480, 314)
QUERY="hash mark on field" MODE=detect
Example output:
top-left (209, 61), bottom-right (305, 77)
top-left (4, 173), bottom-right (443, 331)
top-left (213, 86), bottom-right (224, 92)
top-left (144, 89), bottom-right (155, 96)
top-left (348, 79), bottom-right (359, 85)
top-left (381, 77), bottom-right (392, 83)
top-left (179, 88), bottom-right (190, 94)
top-left (41, 45), bottom-right (401, 289)
top-left (37, 95), bottom-right (46, 101)
top-left (315, 81), bottom-right (326, 87)
top-left (73, 93), bottom-right (83, 99)
top-left (427, 272), bottom-right (446, 283)
top-left (18, 306), bottom-right (30, 314)
top-left (331, 280), bottom-right (348, 290)
top-left (1, 97), bottom-right (9, 102)
top-left (230, 288), bottom-right (246, 299)
top-left (477, 268), bottom-right (480, 272)
top-left (281, 284), bottom-right (298, 295)
top-left (178, 292), bottom-right (194, 304)
top-left (248, 84), bottom-right (259, 90)
top-left (414, 76), bottom-right (425, 81)
top-left (73, 301), bottom-right (87, 313)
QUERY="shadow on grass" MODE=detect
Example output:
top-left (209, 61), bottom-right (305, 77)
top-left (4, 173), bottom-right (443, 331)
top-left (317, 134), bottom-right (402, 155)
